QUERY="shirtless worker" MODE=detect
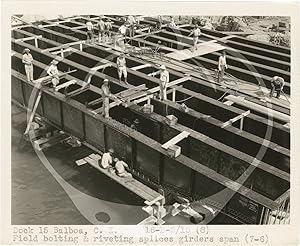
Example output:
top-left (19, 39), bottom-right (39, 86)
top-left (97, 16), bottom-right (105, 42)
top-left (114, 158), bottom-right (132, 178)
top-left (22, 48), bottom-right (34, 82)
top-left (117, 53), bottom-right (128, 84)
top-left (47, 60), bottom-right (60, 90)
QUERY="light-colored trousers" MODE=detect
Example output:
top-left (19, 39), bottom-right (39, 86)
top-left (25, 64), bottom-right (33, 81)
top-left (103, 97), bottom-right (110, 118)
top-left (160, 82), bottom-right (167, 100)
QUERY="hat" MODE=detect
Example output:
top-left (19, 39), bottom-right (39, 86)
top-left (24, 48), bottom-right (30, 52)
top-left (134, 119), bottom-right (140, 124)
top-left (160, 65), bottom-right (166, 70)
top-left (120, 53), bottom-right (125, 57)
top-left (103, 79), bottom-right (109, 83)
top-left (108, 148), bottom-right (114, 153)
top-left (114, 157), bottom-right (119, 162)
top-left (51, 59), bottom-right (59, 64)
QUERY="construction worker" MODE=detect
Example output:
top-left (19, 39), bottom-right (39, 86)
top-left (188, 24), bottom-right (201, 52)
top-left (114, 158), bottom-right (132, 178)
top-left (169, 16), bottom-right (177, 28)
top-left (217, 50), bottom-right (228, 83)
top-left (97, 16), bottom-right (105, 42)
top-left (100, 148), bottom-right (114, 169)
top-left (127, 15), bottom-right (136, 37)
top-left (105, 20), bottom-right (113, 42)
top-left (86, 19), bottom-right (94, 44)
top-left (101, 79), bottom-right (116, 118)
top-left (157, 15), bottom-right (163, 29)
top-left (269, 76), bottom-right (285, 99)
top-left (117, 53), bottom-right (128, 84)
top-left (130, 118), bottom-right (140, 131)
top-left (159, 65), bottom-right (169, 100)
top-left (47, 60), bottom-right (60, 90)
top-left (22, 48), bottom-right (34, 82)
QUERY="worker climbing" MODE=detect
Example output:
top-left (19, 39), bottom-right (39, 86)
top-left (217, 50), bottom-right (228, 83)
top-left (22, 48), bottom-right (34, 82)
top-left (188, 24), bottom-right (201, 52)
top-left (269, 76), bottom-right (285, 99)
top-left (117, 53), bottom-right (128, 85)
top-left (159, 65), bottom-right (169, 100)
top-left (47, 60), bottom-right (60, 90)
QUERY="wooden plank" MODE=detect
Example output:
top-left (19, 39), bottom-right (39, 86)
top-left (91, 63), bottom-right (112, 71)
top-left (225, 95), bottom-right (290, 123)
top-left (55, 79), bottom-right (76, 91)
top-left (221, 110), bottom-right (250, 128)
top-left (15, 35), bottom-right (42, 42)
top-left (131, 63), bottom-right (152, 71)
top-left (161, 131), bottom-right (190, 149)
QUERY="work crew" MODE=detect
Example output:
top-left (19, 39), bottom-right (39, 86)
top-left (117, 53), bottom-right (128, 84)
top-left (47, 60), bottom-right (60, 90)
top-left (86, 19), bottom-right (94, 44)
top-left (97, 16), bottom-right (106, 42)
top-left (101, 79), bottom-right (115, 118)
top-left (22, 48), bottom-right (34, 82)
top-left (269, 76), bottom-right (285, 99)
top-left (114, 158), bottom-right (132, 178)
top-left (217, 51), bottom-right (228, 83)
top-left (100, 149), bottom-right (114, 169)
top-left (105, 21), bottom-right (113, 42)
top-left (159, 65), bottom-right (169, 100)
top-left (188, 24), bottom-right (201, 52)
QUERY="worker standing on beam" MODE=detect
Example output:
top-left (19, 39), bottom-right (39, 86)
top-left (127, 15), bottom-right (136, 38)
top-left (159, 65), bottom-right (169, 100)
top-left (22, 48), bottom-right (34, 82)
top-left (97, 16), bottom-right (105, 42)
top-left (188, 24), bottom-right (201, 52)
top-left (101, 79), bottom-right (115, 118)
top-left (269, 76), bottom-right (285, 99)
top-left (47, 60), bottom-right (60, 90)
top-left (217, 50), bottom-right (228, 83)
top-left (117, 53), bottom-right (128, 85)
top-left (86, 19), bottom-right (94, 44)
top-left (105, 20), bottom-right (113, 43)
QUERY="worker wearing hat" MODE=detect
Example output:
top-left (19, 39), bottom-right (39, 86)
top-left (101, 79), bottom-right (113, 118)
top-left (47, 59), bottom-right (60, 90)
top-left (217, 50), bottom-right (228, 83)
top-left (159, 65), bottom-right (169, 100)
top-left (117, 53), bottom-right (128, 84)
top-left (188, 24), bottom-right (201, 52)
top-left (269, 76), bottom-right (285, 99)
top-left (100, 148), bottom-right (114, 169)
top-left (86, 19), bottom-right (94, 44)
top-left (22, 48), bottom-right (34, 82)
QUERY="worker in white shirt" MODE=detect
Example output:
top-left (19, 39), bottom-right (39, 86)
top-left (217, 51), bottom-right (228, 83)
top-left (22, 48), bottom-right (34, 82)
top-left (159, 65), bottom-right (169, 100)
top-left (169, 16), bottom-right (177, 28)
top-left (127, 15), bottom-right (136, 38)
top-left (97, 16), bottom-right (105, 42)
top-left (269, 76), bottom-right (285, 99)
top-left (114, 158), bottom-right (132, 178)
top-left (188, 24), bottom-right (201, 52)
top-left (47, 60), bottom-right (60, 90)
top-left (117, 53), bottom-right (128, 84)
top-left (100, 149), bottom-right (114, 169)
top-left (117, 23), bottom-right (127, 49)
top-left (86, 20), bottom-right (94, 44)
top-left (101, 79), bottom-right (117, 118)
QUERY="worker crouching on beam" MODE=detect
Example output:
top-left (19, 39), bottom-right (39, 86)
top-left (217, 50), bottom-right (228, 83)
top-left (117, 53), bottom-right (128, 85)
top-left (101, 79), bottom-right (117, 119)
top-left (159, 65), bottom-right (170, 100)
top-left (114, 158), bottom-right (132, 178)
top-left (100, 148), bottom-right (114, 170)
top-left (269, 76), bottom-right (285, 99)
top-left (47, 60), bottom-right (60, 90)
top-left (22, 48), bottom-right (34, 82)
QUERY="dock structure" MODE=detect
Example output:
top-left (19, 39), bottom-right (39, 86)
top-left (11, 15), bottom-right (290, 225)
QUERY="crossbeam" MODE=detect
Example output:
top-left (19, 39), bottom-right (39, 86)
top-left (221, 110), bottom-right (250, 129)
top-left (131, 63), bottom-right (152, 71)
top-left (161, 131), bottom-right (190, 149)
top-left (225, 95), bottom-right (290, 123)
top-left (15, 35), bottom-right (42, 43)
top-left (55, 79), bottom-right (76, 91)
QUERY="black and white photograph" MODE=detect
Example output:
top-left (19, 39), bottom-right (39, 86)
top-left (2, 0), bottom-right (300, 244)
